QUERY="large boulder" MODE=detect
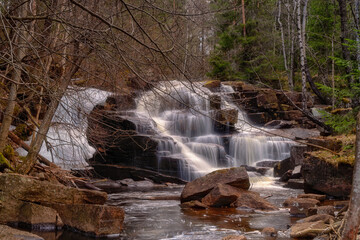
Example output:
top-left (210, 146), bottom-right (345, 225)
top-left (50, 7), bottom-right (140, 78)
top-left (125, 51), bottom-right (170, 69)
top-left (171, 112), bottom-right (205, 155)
top-left (201, 184), bottom-right (239, 207)
top-left (48, 203), bottom-right (124, 237)
top-left (274, 157), bottom-right (294, 177)
top-left (0, 173), bottom-right (107, 205)
top-left (301, 152), bottom-right (353, 197)
top-left (180, 167), bottom-right (250, 203)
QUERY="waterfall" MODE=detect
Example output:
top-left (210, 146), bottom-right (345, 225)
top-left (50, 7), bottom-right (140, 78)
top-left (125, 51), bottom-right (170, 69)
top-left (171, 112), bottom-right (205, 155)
top-left (33, 80), bottom-right (293, 181)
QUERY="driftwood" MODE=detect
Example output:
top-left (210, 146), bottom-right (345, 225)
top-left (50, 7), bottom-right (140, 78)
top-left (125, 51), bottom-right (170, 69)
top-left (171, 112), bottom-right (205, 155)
top-left (8, 131), bottom-right (55, 167)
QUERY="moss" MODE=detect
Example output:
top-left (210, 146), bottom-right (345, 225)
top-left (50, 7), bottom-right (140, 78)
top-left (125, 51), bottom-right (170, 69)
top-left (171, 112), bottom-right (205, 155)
top-left (3, 145), bottom-right (14, 161)
top-left (0, 153), bottom-right (14, 171)
top-left (203, 80), bottom-right (221, 89)
top-left (14, 123), bottom-right (32, 141)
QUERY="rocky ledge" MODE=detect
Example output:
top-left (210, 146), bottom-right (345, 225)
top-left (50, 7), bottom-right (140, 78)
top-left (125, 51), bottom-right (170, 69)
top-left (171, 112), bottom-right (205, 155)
top-left (0, 173), bottom-right (124, 237)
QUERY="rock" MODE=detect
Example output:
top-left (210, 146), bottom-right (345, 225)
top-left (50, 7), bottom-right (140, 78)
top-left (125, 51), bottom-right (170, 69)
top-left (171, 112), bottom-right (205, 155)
top-left (91, 179), bottom-right (124, 193)
top-left (307, 206), bottom-right (335, 217)
top-left (256, 160), bottom-right (280, 168)
top-left (264, 120), bottom-right (297, 129)
top-left (0, 224), bottom-right (44, 240)
top-left (285, 179), bottom-right (304, 189)
top-left (301, 153), bottom-right (353, 197)
top-left (333, 200), bottom-right (349, 209)
top-left (92, 164), bottom-right (187, 184)
top-left (221, 235), bottom-right (247, 240)
top-left (290, 221), bottom-right (331, 238)
top-left (290, 165), bottom-right (302, 179)
top-left (48, 203), bottom-right (124, 237)
top-left (308, 137), bottom-right (342, 152)
top-left (242, 165), bottom-right (269, 176)
top-left (271, 128), bottom-right (320, 140)
top-left (298, 194), bottom-right (326, 202)
top-left (283, 198), bottom-right (319, 216)
top-left (297, 214), bottom-right (334, 224)
top-left (180, 167), bottom-right (250, 203)
top-left (203, 80), bottom-right (221, 91)
top-left (257, 89), bottom-right (279, 110)
top-left (232, 189), bottom-right (278, 211)
top-left (212, 108), bottom-right (238, 132)
top-left (180, 200), bottom-right (208, 209)
top-left (247, 112), bottom-right (270, 125)
top-left (262, 227), bottom-right (278, 240)
top-left (290, 145), bottom-right (308, 166)
top-left (279, 170), bottom-right (292, 182)
top-left (0, 173), bottom-right (107, 205)
top-left (274, 157), bottom-right (294, 177)
top-left (201, 184), bottom-right (239, 207)
top-left (209, 94), bottom-right (221, 110)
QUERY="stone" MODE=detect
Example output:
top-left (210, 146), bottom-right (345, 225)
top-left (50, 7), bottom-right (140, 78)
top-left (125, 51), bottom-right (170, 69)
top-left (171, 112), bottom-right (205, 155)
top-left (290, 221), bottom-right (331, 238)
top-left (180, 167), bottom-right (250, 203)
top-left (307, 206), bottom-right (335, 217)
top-left (283, 198), bottom-right (320, 216)
top-left (262, 227), bottom-right (278, 240)
top-left (257, 89), bottom-right (279, 110)
top-left (298, 194), bottom-right (326, 202)
top-left (271, 128), bottom-right (320, 140)
top-left (256, 160), bottom-right (280, 168)
top-left (290, 145), bottom-right (308, 166)
top-left (274, 157), bottom-right (294, 177)
top-left (212, 108), bottom-right (239, 132)
top-left (203, 80), bottom-right (221, 90)
top-left (209, 94), bottom-right (221, 110)
top-left (0, 173), bottom-right (107, 205)
top-left (302, 153), bottom-right (353, 197)
top-left (290, 165), bottom-right (302, 179)
top-left (285, 179), bottom-right (304, 189)
top-left (247, 112), bottom-right (270, 125)
top-left (308, 137), bottom-right (342, 152)
top-left (0, 224), bottom-right (44, 240)
top-left (297, 214), bottom-right (334, 224)
top-left (180, 200), bottom-right (208, 209)
top-left (264, 120), bottom-right (296, 129)
top-left (279, 170), bottom-right (292, 182)
top-left (48, 203), bottom-right (124, 237)
top-left (201, 184), bottom-right (239, 207)
top-left (221, 235), bottom-right (247, 240)
top-left (232, 189), bottom-right (278, 211)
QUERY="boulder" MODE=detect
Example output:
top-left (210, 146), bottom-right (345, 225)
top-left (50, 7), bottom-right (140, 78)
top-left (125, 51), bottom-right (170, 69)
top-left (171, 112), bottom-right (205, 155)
top-left (180, 167), bottom-right (250, 203)
top-left (222, 235), bottom-right (247, 240)
top-left (203, 80), bottom-right (221, 91)
top-left (212, 108), bottom-right (239, 132)
top-left (285, 179), bottom-right (304, 189)
top-left (0, 224), bottom-right (44, 240)
top-left (290, 221), bottom-right (331, 238)
top-left (301, 153), bottom-right (353, 197)
top-left (298, 194), bottom-right (326, 202)
top-left (264, 120), bottom-right (296, 129)
top-left (307, 206), bottom-right (335, 217)
top-left (48, 203), bottom-right (124, 237)
top-left (297, 214), bottom-right (334, 224)
top-left (283, 198), bottom-right (320, 216)
top-left (290, 145), bottom-right (308, 166)
top-left (232, 189), bottom-right (278, 211)
top-left (274, 157), bottom-right (294, 177)
top-left (257, 89), bottom-right (279, 110)
top-left (0, 173), bottom-right (107, 205)
top-left (201, 184), bottom-right (239, 207)
top-left (289, 165), bottom-right (302, 179)
top-left (280, 170), bottom-right (292, 182)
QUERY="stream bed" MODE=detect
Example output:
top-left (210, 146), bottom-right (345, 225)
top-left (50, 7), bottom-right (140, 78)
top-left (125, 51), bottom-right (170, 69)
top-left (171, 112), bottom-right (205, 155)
top-left (34, 177), bottom-right (303, 240)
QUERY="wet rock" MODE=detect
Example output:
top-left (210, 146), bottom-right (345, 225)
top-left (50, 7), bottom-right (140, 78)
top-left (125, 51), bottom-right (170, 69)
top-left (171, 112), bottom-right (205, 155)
top-left (91, 179), bottom-right (124, 192)
top-left (0, 224), bottom-right (44, 240)
top-left (180, 200), bottom-right (208, 209)
top-left (92, 164), bottom-right (187, 184)
top-left (242, 165), bottom-right (269, 175)
top-left (264, 120), bottom-right (296, 129)
top-left (48, 203), bottom-right (124, 237)
top-left (283, 198), bottom-right (319, 216)
top-left (0, 173), bottom-right (107, 205)
top-left (212, 108), bottom-right (238, 133)
top-left (307, 206), bottom-right (335, 217)
top-left (256, 160), bottom-right (280, 168)
top-left (302, 153), bottom-right (353, 197)
top-left (201, 184), bottom-right (239, 207)
top-left (261, 227), bottom-right (278, 240)
top-left (289, 165), bottom-right (302, 179)
top-left (232, 189), bottom-right (278, 211)
top-left (290, 220), bottom-right (331, 238)
top-left (274, 157), bottom-right (294, 177)
top-left (209, 94), bottom-right (221, 110)
top-left (279, 170), bottom-right (293, 182)
top-left (247, 112), bottom-right (271, 125)
top-left (297, 194), bottom-right (326, 202)
top-left (297, 214), bottom-right (334, 224)
top-left (221, 235), bottom-right (247, 240)
top-left (180, 167), bottom-right (250, 203)
top-left (285, 179), bottom-right (304, 189)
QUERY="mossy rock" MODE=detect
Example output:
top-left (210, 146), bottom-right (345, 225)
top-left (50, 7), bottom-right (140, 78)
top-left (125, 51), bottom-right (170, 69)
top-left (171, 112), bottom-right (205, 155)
top-left (3, 145), bottom-right (15, 162)
top-left (13, 123), bottom-right (33, 141)
top-left (203, 80), bottom-right (221, 90)
top-left (0, 153), bottom-right (13, 172)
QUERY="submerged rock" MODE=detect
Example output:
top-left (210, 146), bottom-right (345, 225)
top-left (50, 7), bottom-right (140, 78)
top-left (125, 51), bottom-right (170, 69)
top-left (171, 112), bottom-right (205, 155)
top-left (180, 167), bottom-right (250, 203)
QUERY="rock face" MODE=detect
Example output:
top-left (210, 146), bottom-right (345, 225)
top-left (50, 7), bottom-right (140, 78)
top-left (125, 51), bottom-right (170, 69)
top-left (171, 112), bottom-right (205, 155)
top-left (180, 168), bottom-right (250, 203)
top-left (301, 153), bottom-right (353, 197)
top-left (0, 173), bottom-right (124, 237)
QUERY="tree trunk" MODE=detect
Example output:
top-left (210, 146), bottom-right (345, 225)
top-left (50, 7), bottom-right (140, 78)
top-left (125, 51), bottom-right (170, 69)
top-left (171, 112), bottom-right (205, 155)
top-left (277, 0), bottom-right (289, 76)
top-left (241, 0), bottom-right (246, 37)
top-left (355, 0), bottom-right (360, 82)
top-left (0, 3), bottom-right (28, 152)
top-left (296, 0), bottom-right (307, 109)
top-left (340, 112), bottom-right (360, 239)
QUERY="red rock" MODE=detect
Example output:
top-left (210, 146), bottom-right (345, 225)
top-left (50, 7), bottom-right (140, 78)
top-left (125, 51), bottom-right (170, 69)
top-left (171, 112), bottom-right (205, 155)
top-left (201, 184), bottom-right (240, 207)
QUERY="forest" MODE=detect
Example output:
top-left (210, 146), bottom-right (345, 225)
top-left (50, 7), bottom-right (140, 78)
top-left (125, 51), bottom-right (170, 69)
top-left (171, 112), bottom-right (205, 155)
top-left (0, 0), bottom-right (360, 239)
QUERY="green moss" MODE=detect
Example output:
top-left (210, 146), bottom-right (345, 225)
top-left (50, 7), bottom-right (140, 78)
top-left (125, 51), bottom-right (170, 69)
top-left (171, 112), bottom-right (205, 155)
top-left (14, 123), bottom-right (31, 141)
top-left (0, 153), bottom-right (14, 171)
top-left (3, 145), bottom-right (14, 161)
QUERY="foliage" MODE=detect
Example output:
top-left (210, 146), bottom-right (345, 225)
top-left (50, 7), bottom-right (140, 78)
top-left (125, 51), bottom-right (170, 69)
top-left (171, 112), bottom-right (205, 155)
top-left (319, 108), bottom-right (357, 134)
